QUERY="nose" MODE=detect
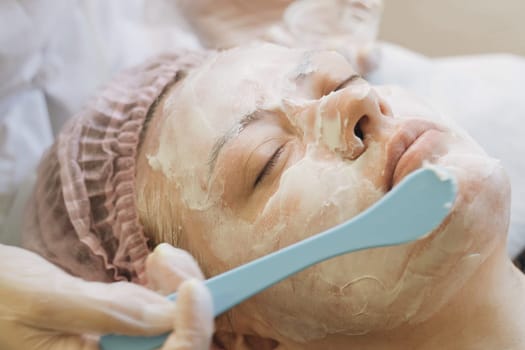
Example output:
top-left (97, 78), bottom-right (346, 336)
top-left (306, 84), bottom-right (391, 160)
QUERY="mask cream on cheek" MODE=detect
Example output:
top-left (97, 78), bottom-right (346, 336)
top-left (257, 145), bottom-right (384, 248)
top-left (203, 143), bottom-right (385, 269)
top-left (222, 140), bottom-right (472, 340)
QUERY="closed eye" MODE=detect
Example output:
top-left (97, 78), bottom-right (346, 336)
top-left (254, 144), bottom-right (285, 187)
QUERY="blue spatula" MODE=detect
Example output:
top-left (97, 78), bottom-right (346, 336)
top-left (100, 166), bottom-right (456, 350)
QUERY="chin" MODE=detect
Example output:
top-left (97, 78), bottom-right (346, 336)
top-left (391, 136), bottom-right (512, 324)
top-left (435, 143), bottom-right (510, 254)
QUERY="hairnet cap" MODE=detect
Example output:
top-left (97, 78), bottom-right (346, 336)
top-left (22, 52), bottom-right (206, 283)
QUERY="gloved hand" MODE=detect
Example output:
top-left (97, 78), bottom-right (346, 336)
top-left (177, 0), bottom-right (382, 75)
top-left (0, 243), bottom-right (213, 350)
top-left (145, 243), bottom-right (214, 349)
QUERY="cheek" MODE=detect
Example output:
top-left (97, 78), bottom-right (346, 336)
top-left (254, 155), bottom-right (384, 251)
top-left (436, 150), bottom-right (510, 252)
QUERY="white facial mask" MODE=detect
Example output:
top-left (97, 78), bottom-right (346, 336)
top-left (139, 45), bottom-right (511, 342)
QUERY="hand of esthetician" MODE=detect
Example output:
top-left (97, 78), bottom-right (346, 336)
top-left (0, 243), bottom-right (213, 350)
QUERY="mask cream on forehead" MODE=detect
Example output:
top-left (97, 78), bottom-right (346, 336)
top-left (147, 46), bottom-right (308, 208)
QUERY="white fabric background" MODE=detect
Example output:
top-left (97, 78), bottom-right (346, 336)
top-left (1, 1), bottom-right (523, 256)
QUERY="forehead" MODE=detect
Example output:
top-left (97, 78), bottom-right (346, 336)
top-left (175, 45), bottom-right (354, 131)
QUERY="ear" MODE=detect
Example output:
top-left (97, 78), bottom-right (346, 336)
top-left (213, 331), bottom-right (280, 350)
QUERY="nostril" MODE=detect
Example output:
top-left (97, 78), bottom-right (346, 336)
top-left (343, 115), bottom-right (368, 161)
top-left (354, 115), bottom-right (367, 141)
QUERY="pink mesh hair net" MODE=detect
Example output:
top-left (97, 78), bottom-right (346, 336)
top-left (22, 51), bottom-right (207, 284)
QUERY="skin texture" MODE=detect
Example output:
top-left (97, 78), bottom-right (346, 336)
top-left (135, 44), bottom-right (523, 349)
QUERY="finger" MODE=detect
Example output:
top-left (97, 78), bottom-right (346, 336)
top-left (146, 244), bottom-right (204, 295)
top-left (21, 278), bottom-right (176, 336)
top-left (161, 279), bottom-right (214, 350)
top-left (0, 245), bottom-right (177, 337)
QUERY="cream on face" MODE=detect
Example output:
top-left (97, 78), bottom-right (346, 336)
top-left (143, 44), bottom-right (510, 341)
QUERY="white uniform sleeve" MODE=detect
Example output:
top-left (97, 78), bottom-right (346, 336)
top-left (0, 0), bottom-right (200, 246)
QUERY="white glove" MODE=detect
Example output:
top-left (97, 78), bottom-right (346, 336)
top-left (0, 243), bottom-right (213, 350)
top-left (145, 243), bottom-right (214, 350)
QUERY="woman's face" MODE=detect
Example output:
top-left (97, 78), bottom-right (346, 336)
top-left (142, 44), bottom-right (510, 340)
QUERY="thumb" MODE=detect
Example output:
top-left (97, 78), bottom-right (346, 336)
top-left (161, 279), bottom-right (214, 350)
top-left (146, 244), bottom-right (205, 295)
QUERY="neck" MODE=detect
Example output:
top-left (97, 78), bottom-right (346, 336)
top-left (283, 243), bottom-right (525, 350)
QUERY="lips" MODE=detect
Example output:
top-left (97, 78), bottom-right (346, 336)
top-left (384, 120), bottom-right (444, 189)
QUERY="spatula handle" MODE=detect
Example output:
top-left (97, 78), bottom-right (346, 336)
top-left (100, 167), bottom-right (456, 350)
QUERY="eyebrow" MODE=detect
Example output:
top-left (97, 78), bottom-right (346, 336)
top-left (208, 109), bottom-right (266, 175)
top-left (334, 74), bottom-right (361, 91)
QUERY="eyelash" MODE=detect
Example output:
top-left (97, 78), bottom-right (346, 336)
top-left (254, 145), bottom-right (285, 187)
